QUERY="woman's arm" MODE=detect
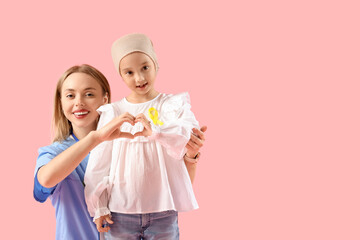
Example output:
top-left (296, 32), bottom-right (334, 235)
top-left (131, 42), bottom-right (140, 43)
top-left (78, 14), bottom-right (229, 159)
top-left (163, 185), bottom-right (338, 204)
top-left (184, 126), bottom-right (207, 183)
top-left (37, 113), bottom-right (135, 188)
top-left (37, 132), bottom-right (101, 188)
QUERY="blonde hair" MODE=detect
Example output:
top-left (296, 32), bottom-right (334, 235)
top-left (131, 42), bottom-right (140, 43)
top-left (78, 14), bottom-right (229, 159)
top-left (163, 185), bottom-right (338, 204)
top-left (52, 64), bottom-right (111, 142)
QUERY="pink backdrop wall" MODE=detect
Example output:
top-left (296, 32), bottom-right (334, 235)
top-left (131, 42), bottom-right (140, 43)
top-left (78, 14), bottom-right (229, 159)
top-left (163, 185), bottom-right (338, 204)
top-left (1, 0), bottom-right (359, 239)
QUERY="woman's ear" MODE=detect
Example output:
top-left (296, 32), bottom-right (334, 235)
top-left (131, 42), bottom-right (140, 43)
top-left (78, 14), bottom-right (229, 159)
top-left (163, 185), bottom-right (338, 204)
top-left (103, 92), bottom-right (109, 104)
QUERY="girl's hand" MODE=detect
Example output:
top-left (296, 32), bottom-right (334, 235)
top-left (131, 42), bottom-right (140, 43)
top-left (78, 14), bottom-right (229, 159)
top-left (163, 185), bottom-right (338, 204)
top-left (134, 113), bottom-right (152, 137)
top-left (96, 112), bottom-right (135, 141)
top-left (94, 214), bottom-right (113, 233)
top-left (185, 126), bottom-right (207, 158)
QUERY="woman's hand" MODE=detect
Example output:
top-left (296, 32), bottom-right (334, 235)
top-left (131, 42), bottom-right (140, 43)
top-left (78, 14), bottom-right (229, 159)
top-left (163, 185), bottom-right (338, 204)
top-left (184, 126), bottom-right (207, 183)
top-left (134, 113), bottom-right (153, 137)
top-left (185, 126), bottom-right (207, 158)
top-left (96, 112), bottom-right (135, 142)
top-left (94, 214), bottom-right (113, 233)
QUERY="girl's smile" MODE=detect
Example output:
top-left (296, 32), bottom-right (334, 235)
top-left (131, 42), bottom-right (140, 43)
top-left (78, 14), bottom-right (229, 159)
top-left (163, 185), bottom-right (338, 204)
top-left (136, 82), bottom-right (148, 88)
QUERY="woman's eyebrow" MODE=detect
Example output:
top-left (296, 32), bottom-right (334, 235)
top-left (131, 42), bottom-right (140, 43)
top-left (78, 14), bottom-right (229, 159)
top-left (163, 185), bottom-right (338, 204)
top-left (63, 88), bottom-right (75, 92)
top-left (63, 87), bottom-right (97, 92)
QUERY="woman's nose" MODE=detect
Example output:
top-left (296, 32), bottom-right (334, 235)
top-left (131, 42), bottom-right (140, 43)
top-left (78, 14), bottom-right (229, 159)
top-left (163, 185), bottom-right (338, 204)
top-left (75, 97), bottom-right (85, 107)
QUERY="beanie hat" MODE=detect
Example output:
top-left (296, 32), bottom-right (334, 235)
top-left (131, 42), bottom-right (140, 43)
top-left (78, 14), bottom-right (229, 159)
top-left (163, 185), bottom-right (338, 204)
top-left (111, 33), bottom-right (159, 75)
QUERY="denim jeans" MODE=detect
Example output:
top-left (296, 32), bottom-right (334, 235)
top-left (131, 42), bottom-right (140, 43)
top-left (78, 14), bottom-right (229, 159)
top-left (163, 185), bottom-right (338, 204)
top-left (104, 210), bottom-right (179, 240)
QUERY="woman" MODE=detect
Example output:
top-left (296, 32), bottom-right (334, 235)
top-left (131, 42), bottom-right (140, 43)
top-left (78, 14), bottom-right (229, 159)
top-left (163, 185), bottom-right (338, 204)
top-left (33, 64), bottom-right (206, 239)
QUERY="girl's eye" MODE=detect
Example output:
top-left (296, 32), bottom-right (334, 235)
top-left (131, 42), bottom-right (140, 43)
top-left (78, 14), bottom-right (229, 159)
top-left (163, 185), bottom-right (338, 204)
top-left (85, 93), bottom-right (94, 97)
top-left (143, 66), bottom-right (149, 70)
top-left (66, 94), bottom-right (74, 98)
top-left (126, 71), bottom-right (133, 75)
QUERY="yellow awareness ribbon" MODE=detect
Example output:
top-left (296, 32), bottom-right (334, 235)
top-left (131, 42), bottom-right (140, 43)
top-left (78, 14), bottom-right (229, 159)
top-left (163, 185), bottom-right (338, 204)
top-left (148, 107), bottom-right (164, 126)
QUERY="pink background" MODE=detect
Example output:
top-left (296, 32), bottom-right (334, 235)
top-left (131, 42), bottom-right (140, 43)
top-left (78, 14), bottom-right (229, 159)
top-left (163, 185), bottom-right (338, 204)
top-left (1, 0), bottom-right (359, 239)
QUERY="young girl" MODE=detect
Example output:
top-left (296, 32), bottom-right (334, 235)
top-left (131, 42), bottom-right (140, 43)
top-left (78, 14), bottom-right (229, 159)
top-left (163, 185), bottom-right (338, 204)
top-left (84, 33), bottom-right (203, 239)
top-left (33, 64), bottom-right (207, 239)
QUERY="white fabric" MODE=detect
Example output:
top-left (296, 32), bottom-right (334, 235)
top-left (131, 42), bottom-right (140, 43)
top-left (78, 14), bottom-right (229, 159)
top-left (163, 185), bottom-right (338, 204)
top-left (84, 92), bottom-right (199, 220)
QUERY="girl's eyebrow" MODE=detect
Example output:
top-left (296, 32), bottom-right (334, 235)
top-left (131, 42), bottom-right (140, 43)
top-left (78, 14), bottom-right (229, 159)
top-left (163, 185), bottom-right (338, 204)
top-left (122, 62), bottom-right (149, 71)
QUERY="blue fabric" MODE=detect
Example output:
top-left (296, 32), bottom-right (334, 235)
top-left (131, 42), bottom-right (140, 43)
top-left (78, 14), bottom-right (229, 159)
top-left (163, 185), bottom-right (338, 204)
top-left (71, 133), bottom-right (79, 142)
top-left (33, 137), bottom-right (99, 240)
top-left (105, 211), bottom-right (179, 240)
top-left (33, 170), bottom-right (55, 202)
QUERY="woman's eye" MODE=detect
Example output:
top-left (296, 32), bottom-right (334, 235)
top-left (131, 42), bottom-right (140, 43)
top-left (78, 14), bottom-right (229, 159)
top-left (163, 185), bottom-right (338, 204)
top-left (66, 94), bottom-right (74, 98)
top-left (85, 93), bottom-right (94, 97)
top-left (143, 66), bottom-right (149, 70)
top-left (126, 71), bottom-right (133, 75)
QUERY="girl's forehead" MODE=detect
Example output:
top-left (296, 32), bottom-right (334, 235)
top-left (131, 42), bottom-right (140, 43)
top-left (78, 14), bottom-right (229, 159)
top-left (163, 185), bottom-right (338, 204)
top-left (120, 52), bottom-right (153, 67)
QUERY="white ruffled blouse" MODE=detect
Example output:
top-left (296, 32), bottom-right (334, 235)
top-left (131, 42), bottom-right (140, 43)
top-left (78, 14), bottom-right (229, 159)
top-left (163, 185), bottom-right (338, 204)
top-left (84, 92), bottom-right (199, 220)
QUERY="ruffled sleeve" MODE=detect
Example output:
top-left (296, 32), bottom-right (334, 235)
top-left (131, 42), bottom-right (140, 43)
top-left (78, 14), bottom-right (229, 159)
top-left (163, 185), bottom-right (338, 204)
top-left (84, 104), bottom-right (115, 220)
top-left (149, 92), bottom-right (200, 159)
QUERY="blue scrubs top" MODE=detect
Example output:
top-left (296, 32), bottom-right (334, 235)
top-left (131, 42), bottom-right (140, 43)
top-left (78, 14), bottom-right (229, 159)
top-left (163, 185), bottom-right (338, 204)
top-left (33, 135), bottom-right (99, 240)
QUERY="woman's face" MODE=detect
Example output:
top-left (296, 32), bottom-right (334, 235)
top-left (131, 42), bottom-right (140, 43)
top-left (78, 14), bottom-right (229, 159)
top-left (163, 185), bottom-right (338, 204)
top-left (61, 72), bottom-right (108, 136)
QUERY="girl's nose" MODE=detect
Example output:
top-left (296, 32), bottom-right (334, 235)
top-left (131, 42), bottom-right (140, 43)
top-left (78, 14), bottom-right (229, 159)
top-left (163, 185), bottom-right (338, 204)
top-left (135, 73), bottom-right (145, 83)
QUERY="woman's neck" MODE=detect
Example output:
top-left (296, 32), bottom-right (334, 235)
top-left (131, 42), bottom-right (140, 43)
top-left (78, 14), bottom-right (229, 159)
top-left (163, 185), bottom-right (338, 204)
top-left (72, 125), bottom-right (95, 140)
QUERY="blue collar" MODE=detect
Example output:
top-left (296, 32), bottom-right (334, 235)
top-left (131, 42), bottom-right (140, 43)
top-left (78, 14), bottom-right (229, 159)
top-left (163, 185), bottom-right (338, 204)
top-left (71, 133), bottom-right (79, 142)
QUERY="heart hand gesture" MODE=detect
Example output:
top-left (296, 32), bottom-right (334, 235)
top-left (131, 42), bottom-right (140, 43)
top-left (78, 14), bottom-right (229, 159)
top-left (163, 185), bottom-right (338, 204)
top-left (134, 113), bottom-right (153, 137)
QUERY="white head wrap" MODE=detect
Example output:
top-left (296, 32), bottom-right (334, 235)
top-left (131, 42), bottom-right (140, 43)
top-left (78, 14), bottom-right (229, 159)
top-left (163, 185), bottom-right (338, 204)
top-left (111, 33), bottom-right (159, 75)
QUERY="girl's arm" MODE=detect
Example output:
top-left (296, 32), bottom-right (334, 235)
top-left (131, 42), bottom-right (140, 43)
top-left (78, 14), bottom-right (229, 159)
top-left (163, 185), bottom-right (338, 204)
top-left (135, 93), bottom-right (200, 160)
top-left (184, 126), bottom-right (207, 183)
top-left (37, 113), bottom-right (135, 188)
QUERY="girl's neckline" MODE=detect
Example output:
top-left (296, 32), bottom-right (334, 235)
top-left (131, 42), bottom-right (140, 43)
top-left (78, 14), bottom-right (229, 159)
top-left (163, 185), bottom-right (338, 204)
top-left (124, 93), bottom-right (162, 105)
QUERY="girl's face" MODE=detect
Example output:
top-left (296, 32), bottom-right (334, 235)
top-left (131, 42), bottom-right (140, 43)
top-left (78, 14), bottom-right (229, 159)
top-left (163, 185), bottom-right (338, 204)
top-left (119, 52), bottom-right (157, 101)
top-left (61, 72), bottom-right (108, 137)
